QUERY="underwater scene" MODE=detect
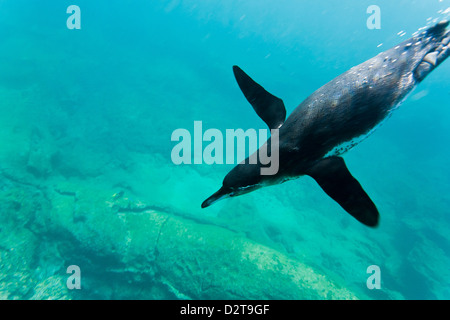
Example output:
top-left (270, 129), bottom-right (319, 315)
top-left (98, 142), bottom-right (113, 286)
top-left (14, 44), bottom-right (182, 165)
top-left (0, 0), bottom-right (449, 300)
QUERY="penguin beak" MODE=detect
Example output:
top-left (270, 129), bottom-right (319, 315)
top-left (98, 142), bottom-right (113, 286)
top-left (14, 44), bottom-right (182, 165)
top-left (201, 187), bottom-right (229, 208)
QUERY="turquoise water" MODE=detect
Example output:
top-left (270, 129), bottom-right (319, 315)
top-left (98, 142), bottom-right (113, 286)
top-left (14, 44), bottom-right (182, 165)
top-left (0, 0), bottom-right (449, 300)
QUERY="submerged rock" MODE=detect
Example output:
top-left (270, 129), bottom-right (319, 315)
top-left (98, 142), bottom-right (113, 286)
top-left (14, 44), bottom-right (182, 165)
top-left (0, 174), bottom-right (359, 300)
top-left (157, 216), bottom-right (357, 299)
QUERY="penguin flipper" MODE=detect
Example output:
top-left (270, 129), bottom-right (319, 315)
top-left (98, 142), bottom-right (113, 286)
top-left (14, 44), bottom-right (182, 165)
top-left (306, 156), bottom-right (379, 227)
top-left (233, 65), bottom-right (286, 130)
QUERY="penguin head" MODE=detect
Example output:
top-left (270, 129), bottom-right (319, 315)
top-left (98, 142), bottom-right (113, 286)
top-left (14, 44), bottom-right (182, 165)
top-left (201, 163), bottom-right (263, 208)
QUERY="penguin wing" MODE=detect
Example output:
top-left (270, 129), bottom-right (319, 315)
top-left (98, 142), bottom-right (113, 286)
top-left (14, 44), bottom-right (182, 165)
top-left (306, 156), bottom-right (380, 227)
top-left (233, 65), bottom-right (286, 130)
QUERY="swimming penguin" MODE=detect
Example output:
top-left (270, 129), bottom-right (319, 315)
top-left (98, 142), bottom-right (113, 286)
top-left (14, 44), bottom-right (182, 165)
top-left (202, 21), bottom-right (450, 227)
